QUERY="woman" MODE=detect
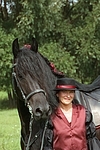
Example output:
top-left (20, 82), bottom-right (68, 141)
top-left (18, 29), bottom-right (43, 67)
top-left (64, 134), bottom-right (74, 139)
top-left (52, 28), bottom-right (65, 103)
top-left (44, 77), bottom-right (100, 150)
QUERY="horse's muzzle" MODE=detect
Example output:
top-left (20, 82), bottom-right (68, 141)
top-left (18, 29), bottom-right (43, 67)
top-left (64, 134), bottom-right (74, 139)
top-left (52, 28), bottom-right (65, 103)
top-left (34, 105), bottom-right (52, 120)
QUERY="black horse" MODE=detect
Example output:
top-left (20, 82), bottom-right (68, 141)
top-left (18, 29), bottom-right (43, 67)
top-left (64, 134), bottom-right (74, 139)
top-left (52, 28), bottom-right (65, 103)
top-left (12, 37), bottom-right (64, 150)
top-left (12, 37), bottom-right (100, 150)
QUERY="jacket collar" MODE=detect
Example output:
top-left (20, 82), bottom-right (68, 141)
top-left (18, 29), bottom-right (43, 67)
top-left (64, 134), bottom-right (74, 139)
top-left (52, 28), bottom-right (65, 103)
top-left (54, 104), bottom-right (79, 127)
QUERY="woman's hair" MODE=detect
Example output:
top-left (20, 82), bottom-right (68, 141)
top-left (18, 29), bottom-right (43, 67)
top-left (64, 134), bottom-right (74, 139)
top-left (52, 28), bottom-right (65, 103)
top-left (55, 91), bottom-right (59, 103)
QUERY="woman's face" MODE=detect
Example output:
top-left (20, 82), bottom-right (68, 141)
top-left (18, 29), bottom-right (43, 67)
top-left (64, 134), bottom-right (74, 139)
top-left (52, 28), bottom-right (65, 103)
top-left (56, 90), bottom-right (75, 106)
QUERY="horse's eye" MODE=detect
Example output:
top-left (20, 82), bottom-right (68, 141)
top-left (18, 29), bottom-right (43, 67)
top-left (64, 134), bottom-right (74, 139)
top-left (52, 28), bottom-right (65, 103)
top-left (18, 74), bottom-right (23, 79)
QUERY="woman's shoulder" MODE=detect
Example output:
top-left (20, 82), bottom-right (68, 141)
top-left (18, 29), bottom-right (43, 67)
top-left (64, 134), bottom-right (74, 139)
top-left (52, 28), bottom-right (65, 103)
top-left (74, 104), bottom-right (91, 115)
top-left (73, 104), bottom-right (92, 122)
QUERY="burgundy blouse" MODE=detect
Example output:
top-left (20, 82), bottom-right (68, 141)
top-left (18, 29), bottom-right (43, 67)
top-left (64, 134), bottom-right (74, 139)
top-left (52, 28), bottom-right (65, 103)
top-left (51, 104), bottom-right (88, 150)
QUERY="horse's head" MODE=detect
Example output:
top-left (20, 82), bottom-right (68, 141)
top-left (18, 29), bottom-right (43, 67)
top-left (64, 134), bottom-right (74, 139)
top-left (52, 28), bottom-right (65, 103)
top-left (12, 37), bottom-right (52, 120)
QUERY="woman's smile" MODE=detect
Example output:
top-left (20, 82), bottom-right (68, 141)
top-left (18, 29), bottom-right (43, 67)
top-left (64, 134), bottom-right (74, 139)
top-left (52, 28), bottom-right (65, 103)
top-left (57, 90), bottom-right (75, 106)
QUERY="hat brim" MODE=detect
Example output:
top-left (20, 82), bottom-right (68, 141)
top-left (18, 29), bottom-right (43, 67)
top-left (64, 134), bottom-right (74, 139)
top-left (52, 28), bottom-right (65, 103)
top-left (53, 88), bottom-right (77, 91)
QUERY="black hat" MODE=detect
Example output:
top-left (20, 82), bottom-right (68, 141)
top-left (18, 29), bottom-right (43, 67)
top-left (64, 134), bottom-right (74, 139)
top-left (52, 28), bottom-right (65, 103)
top-left (54, 78), bottom-right (77, 91)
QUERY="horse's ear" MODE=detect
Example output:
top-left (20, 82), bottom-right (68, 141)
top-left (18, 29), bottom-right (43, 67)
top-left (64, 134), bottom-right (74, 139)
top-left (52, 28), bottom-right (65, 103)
top-left (12, 38), bottom-right (20, 58)
top-left (30, 37), bottom-right (38, 52)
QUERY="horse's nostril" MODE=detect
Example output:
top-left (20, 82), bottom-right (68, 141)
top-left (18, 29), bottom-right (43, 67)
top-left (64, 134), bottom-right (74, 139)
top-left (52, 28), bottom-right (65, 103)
top-left (35, 106), bottom-right (52, 118)
top-left (35, 108), bottom-right (43, 115)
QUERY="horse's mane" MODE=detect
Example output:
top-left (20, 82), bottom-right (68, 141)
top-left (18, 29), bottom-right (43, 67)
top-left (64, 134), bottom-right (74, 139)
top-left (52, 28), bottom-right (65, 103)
top-left (39, 53), bottom-right (65, 78)
top-left (16, 47), bottom-right (64, 108)
top-left (17, 47), bottom-right (64, 77)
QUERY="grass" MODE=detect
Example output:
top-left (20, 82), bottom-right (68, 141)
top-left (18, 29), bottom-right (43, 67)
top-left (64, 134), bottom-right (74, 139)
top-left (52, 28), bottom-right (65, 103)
top-left (0, 109), bottom-right (21, 150)
top-left (0, 91), bottom-right (21, 150)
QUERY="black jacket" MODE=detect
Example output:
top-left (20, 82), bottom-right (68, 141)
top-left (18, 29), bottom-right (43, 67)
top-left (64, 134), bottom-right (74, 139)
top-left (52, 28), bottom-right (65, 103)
top-left (44, 108), bottom-right (100, 150)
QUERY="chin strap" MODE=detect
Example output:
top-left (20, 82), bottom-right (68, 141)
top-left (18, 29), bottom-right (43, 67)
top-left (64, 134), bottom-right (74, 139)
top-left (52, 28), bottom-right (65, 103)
top-left (26, 104), bottom-right (34, 150)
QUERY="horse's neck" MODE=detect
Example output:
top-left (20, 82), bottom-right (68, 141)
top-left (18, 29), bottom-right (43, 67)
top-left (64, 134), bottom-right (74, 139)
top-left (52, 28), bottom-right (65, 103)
top-left (17, 99), bottom-right (30, 134)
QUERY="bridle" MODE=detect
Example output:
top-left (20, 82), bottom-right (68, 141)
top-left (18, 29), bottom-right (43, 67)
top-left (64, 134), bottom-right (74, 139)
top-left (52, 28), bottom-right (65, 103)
top-left (12, 62), bottom-right (48, 150)
top-left (12, 63), bottom-right (46, 105)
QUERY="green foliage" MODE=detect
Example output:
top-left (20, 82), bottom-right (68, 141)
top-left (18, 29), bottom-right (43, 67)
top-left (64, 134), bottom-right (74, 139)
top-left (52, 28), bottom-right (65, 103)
top-left (0, 27), bottom-right (15, 91)
top-left (1, 0), bottom-right (100, 92)
top-left (72, 1), bottom-right (100, 82)
top-left (16, 0), bottom-right (66, 44)
top-left (40, 42), bottom-right (77, 78)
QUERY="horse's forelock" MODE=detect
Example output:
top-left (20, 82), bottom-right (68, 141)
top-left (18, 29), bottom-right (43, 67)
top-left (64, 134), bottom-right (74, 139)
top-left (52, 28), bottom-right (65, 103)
top-left (16, 49), bottom-right (55, 92)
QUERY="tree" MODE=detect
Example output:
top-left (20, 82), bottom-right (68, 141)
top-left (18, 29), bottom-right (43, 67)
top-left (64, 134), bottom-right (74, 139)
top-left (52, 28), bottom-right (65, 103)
top-left (1, 0), bottom-right (100, 96)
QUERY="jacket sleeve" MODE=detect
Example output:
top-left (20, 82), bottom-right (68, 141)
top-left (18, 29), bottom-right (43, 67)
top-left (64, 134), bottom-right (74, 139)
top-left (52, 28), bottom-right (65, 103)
top-left (85, 109), bottom-right (100, 150)
top-left (43, 119), bottom-right (53, 150)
